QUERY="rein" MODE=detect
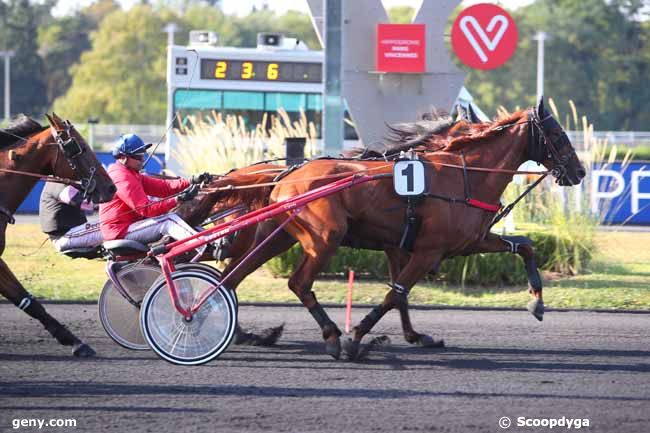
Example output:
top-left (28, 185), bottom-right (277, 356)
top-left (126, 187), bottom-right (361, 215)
top-left (489, 172), bottom-right (548, 230)
top-left (201, 163), bottom-right (395, 192)
top-left (0, 167), bottom-right (83, 187)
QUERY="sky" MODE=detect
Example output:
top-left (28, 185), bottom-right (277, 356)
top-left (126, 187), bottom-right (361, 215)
top-left (53, 0), bottom-right (536, 18)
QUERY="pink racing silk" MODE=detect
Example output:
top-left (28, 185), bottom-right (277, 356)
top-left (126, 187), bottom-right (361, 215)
top-left (99, 163), bottom-right (189, 240)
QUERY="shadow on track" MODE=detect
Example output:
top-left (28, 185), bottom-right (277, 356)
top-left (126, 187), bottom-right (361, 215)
top-left (1, 381), bottom-right (648, 403)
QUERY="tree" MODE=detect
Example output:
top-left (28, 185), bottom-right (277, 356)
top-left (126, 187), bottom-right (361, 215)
top-left (387, 6), bottom-right (415, 24)
top-left (52, 5), bottom-right (170, 124)
top-left (181, 3), bottom-right (237, 46)
top-left (231, 9), bottom-right (319, 49)
top-left (0, 0), bottom-right (53, 117)
top-left (38, 0), bottom-right (120, 106)
top-left (464, 0), bottom-right (650, 130)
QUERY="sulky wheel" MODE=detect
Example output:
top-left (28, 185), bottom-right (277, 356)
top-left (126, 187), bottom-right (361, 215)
top-left (176, 263), bottom-right (237, 307)
top-left (140, 269), bottom-right (237, 366)
top-left (98, 263), bottom-right (162, 350)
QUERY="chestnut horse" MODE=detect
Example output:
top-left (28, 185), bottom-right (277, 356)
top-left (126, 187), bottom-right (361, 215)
top-left (206, 98), bottom-right (585, 360)
top-left (0, 114), bottom-right (115, 357)
top-left (176, 106), bottom-right (517, 347)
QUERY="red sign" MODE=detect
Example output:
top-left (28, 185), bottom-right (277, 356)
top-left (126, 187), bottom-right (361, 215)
top-left (451, 3), bottom-right (518, 70)
top-left (376, 24), bottom-right (426, 73)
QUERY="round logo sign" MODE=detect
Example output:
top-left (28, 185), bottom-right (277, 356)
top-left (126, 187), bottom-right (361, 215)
top-left (451, 3), bottom-right (519, 70)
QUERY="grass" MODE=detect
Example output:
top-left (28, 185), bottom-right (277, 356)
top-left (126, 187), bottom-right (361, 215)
top-left (3, 224), bottom-right (650, 310)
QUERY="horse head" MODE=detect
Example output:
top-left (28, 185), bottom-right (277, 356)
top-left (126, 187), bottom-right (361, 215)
top-left (528, 97), bottom-right (586, 186)
top-left (45, 113), bottom-right (116, 203)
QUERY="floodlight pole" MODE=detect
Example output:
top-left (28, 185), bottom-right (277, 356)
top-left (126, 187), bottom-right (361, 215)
top-left (323, 0), bottom-right (344, 156)
top-left (163, 23), bottom-right (178, 169)
top-left (533, 32), bottom-right (548, 101)
top-left (0, 51), bottom-right (15, 123)
top-left (164, 22), bottom-right (178, 47)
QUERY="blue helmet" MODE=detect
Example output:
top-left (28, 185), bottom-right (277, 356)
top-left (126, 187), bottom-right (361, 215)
top-left (112, 134), bottom-right (152, 158)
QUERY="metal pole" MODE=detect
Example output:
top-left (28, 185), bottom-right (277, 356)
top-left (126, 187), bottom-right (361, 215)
top-left (164, 22), bottom-right (178, 46)
top-left (163, 23), bottom-right (178, 168)
top-left (323, 0), bottom-right (344, 156)
top-left (1, 51), bottom-right (15, 123)
top-left (533, 32), bottom-right (547, 101)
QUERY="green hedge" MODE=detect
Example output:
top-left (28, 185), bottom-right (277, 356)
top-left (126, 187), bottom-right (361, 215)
top-left (603, 145), bottom-right (650, 161)
top-left (265, 230), bottom-right (592, 286)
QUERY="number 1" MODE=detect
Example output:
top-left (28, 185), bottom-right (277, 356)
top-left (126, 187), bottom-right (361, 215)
top-left (401, 164), bottom-right (414, 192)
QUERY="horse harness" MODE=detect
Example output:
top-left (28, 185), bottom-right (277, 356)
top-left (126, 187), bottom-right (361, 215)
top-left (49, 120), bottom-right (98, 201)
top-left (397, 108), bottom-right (564, 252)
top-left (396, 151), bottom-right (504, 252)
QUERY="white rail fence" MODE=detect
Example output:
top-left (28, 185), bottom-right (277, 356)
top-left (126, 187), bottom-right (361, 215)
top-left (84, 124), bottom-right (650, 151)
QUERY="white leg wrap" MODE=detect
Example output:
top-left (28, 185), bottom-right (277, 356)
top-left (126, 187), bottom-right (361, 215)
top-left (18, 297), bottom-right (32, 311)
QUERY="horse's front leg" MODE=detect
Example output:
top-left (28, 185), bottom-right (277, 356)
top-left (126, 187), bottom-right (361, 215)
top-left (346, 252), bottom-right (445, 360)
top-left (461, 233), bottom-right (544, 321)
top-left (0, 257), bottom-right (95, 357)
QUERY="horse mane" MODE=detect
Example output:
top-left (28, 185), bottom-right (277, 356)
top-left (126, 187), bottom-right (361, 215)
top-left (343, 111), bottom-right (455, 158)
top-left (219, 183), bottom-right (272, 211)
top-left (343, 109), bottom-right (529, 157)
top-left (209, 171), bottom-right (276, 212)
top-left (0, 115), bottom-right (47, 150)
top-left (443, 110), bottom-right (526, 152)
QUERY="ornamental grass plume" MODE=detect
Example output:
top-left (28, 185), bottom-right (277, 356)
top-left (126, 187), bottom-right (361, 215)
top-left (173, 109), bottom-right (318, 174)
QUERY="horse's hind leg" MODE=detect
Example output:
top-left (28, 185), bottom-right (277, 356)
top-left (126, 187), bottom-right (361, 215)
top-left (224, 223), bottom-right (297, 346)
top-left (288, 243), bottom-right (344, 359)
top-left (0, 258), bottom-right (95, 357)
top-left (347, 252), bottom-right (445, 360)
top-left (282, 214), bottom-right (347, 359)
top-left (462, 233), bottom-right (544, 321)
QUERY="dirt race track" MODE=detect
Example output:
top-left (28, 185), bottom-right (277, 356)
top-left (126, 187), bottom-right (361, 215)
top-left (0, 303), bottom-right (649, 433)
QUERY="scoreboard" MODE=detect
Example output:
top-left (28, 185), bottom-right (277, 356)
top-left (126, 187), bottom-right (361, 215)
top-left (199, 59), bottom-right (322, 83)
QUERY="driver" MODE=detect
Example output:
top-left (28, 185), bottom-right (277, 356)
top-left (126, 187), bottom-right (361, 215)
top-left (40, 182), bottom-right (101, 252)
top-left (98, 134), bottom-right (211, 246)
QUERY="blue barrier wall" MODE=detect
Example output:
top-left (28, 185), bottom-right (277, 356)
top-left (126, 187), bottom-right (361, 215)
top-left (16, 152), bottom-right (164, 214)
top-left (592, 161), bottom-right (650, 224)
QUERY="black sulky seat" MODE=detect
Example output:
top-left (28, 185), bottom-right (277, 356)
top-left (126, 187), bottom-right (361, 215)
top-left (60, 246), bottom-right (104, 260)
top-left (103, 239), bottom-right (149, 257)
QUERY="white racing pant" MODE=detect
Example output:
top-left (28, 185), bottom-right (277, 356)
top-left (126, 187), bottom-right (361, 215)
top-left (53, 222), bottom-right (103, 252)
top-left (53, 214), bottom-right (202, 253)
top-left (121, 213), bottom-right (199, 246)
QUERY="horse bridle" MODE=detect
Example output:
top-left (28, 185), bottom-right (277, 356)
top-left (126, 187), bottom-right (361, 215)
top-left (528, 108), bottom-right (571, 181)
top-left (50, 120), bottom-right (97, 200)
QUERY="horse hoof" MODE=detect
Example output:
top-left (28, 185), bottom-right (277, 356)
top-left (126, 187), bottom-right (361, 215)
top-left (234, 328), bottom-right (254, 345)
top-left (72, 343), bottom-right (96, 358)
top-left (255, 324), bottom-right (284, 346)
top-left (342, 338), bottom-right (360, 361)
top-left (325, 337), bottom-right (341, 360)
top-left (418, 334), bottom-right (445, 348)
top-left (527, 298), bottom-right (544, 321)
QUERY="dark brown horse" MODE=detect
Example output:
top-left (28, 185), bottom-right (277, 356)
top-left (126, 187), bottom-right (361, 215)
top-left (207, 98), bottom-right (585, 360)
top-left (0, 114), bottom-right (115, 357)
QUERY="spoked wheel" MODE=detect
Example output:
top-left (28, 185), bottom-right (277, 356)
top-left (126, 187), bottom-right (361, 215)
top-left (140, 269), bottom-right (237, 366)
top-left (98, 263), bottom-right (161, 350)
top-left (176, 263), bottom-right (238, 307)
